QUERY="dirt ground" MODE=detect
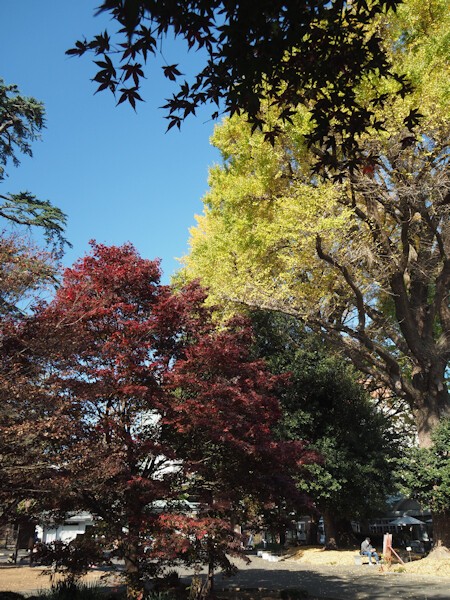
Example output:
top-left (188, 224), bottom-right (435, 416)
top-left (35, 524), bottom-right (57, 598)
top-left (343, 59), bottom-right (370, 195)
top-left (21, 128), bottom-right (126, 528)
top-left (1, 546), bottom-right (450, 595)
top-left (285, 545), bottom-right (450, 575)
top-left (0, 567), bottom-right (122, 594)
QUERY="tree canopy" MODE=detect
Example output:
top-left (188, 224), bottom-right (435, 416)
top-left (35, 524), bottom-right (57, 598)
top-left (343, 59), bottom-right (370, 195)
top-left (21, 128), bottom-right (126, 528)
top-left (68, 0), bottom-right (420, 172)
top-left (0, 80), bottom-right (44, 180)
top-left (251, 311), bottom-right (401, 546)
top-left (183, 111), bottom-right (449, 440)
top-left (181, 0), bottom-right (449, 448)
top-left (0, 242), bottom-right (311, 595)
top-left (399, 419), bottom-right (450, 550)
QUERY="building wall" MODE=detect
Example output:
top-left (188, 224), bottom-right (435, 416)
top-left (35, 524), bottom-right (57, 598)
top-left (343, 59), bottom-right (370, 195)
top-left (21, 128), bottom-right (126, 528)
top-left (36, 513), bottom-right (95, 544)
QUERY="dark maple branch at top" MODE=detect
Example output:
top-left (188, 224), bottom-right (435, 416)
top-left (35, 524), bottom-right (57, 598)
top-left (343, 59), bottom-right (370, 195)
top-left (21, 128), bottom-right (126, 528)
top-left (67, 0), bottom-right (419, 175)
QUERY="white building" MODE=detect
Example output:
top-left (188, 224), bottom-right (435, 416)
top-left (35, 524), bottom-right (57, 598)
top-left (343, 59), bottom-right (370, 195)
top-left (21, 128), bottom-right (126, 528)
top-left (36, 512), bottom-right (95, 544)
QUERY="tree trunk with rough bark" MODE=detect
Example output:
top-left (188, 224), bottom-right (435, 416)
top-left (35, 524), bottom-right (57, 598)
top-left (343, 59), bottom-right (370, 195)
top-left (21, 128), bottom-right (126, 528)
top-left (409, 387), bottom-right (449, 550)
top-left (322, 512), bottom-right (357, 548)
top-left (307, 517), bottom-right (319, 546)
top-left (431, 512), bottom-right (450, 550)
top-left (123, 523), bottom-right (145, 600)
top-left (410, 370), bottom-right (449, 449)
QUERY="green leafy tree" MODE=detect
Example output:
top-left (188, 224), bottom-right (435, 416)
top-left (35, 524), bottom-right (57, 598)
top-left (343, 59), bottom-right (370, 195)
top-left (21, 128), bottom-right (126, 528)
top-left (399, 419), bottom-right (450, 552)
top-left (0, 79), bottom-right (44, 178)
top-left (0, 80), bottom-right (70, 318)
top-left (68, 0), bottom-right (420, 172)
top-left (0, 79), bottom-right (69, 254)
top-left (181, 0), bottom-right (449, 447)
top-left (0, 82), bottom-right (69, 517)
top-left (251, 311), bottom-right (401, 547)
top-left (183, 114), bottom-right (449, 444)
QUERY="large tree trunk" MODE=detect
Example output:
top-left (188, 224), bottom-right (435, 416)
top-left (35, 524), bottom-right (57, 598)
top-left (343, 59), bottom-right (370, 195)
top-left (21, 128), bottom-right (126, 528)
top-left (413, 400), bottom-right (440, 449)
top-left (307, 516), bottom-right (319, 546)
top-left (411, 386), bottom-right (450, 551)
top-left (431, 512), bottom-right (450, 551)
top-left (322, 511), bottom-right (337, 547)
top-left (322, 511), bottom-right (357, 548)
top-left (279, 527), bottom-right (287, 547)
top-left (411, 374), bottom-right (449, 449)
top-left (124, 526), bottom-right (145, 600)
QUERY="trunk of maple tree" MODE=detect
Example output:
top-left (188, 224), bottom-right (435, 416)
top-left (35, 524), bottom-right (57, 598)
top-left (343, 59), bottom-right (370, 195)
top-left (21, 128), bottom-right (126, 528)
top-left (206, 558), bottom-right (215, 597)
top-left (124, 527), bottom-right (144, 600)
top-left (124, 556), bottom-right (142, 599)
top-left (196, 540), bottom-right (215, 600)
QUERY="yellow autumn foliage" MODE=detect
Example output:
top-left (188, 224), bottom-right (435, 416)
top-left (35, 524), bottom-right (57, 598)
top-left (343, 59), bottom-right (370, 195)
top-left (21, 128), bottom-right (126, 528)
top-left (180, 0), bottom-right (449, 326)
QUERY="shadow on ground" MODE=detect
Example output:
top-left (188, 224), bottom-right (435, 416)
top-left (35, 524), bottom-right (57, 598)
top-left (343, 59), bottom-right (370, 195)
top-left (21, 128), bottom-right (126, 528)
top-left (182, 564), bottom-right (450, 600)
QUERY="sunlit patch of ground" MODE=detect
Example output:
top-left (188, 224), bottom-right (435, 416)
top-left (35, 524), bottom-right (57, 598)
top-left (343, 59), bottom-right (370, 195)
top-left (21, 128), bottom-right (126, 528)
top-left (0, 567), bottom-right (121, 594)
top-left (283, 546), bottom-right (359, 567)
top-left (284, 545), bottom-right (450, 576)
top-left (398, 546), bottom-right (450, 576)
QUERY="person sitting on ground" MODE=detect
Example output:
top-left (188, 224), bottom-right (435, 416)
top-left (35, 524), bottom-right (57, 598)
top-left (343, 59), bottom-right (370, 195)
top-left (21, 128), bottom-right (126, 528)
top-left (360, 537), bottom-right (380, 565)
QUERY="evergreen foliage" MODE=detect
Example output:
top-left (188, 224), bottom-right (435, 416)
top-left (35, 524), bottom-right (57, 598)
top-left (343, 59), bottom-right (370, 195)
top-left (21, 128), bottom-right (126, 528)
top-left (0, 79), bottom-right (69, 255)
top-left (251, 311), bottom-right (401, 545)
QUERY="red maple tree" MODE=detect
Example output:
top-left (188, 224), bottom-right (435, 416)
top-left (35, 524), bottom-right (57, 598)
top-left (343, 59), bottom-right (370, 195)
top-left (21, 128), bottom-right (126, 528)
top-left (2, 242), bottom-right (312, 597)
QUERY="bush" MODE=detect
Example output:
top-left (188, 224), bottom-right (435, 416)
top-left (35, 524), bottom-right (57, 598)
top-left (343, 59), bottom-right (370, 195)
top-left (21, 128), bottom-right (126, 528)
top-left (35, 581), bottom-right (106, 600)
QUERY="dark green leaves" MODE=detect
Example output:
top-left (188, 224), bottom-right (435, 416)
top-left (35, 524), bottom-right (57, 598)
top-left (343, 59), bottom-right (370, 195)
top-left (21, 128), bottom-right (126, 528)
top-left (0, 79), bottom-right (45, 180)
top-left (399, 419), bottom-right (450, 514)
top-left (0, 80), bottom-right (70, 254)
top-left (0, 192), bottom-right (71, 255)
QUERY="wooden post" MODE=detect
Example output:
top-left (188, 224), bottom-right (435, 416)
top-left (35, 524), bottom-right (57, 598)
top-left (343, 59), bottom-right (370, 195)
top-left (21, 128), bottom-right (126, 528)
top-left (383, 532), bottom-right (405, 565)
top-left (383, 533), bottom-right (392, 564)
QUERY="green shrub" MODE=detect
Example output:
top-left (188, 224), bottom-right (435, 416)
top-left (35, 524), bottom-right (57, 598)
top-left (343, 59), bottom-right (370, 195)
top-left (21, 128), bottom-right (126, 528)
top-left (145, 593), bottom-right (177, 600)
top-left (36, 581), bottom-right (105, 600)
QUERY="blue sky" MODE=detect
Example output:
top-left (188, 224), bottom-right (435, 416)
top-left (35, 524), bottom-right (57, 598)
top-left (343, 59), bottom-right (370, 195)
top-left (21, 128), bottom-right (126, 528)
top-left (0, 1), bottom-right (219, 283)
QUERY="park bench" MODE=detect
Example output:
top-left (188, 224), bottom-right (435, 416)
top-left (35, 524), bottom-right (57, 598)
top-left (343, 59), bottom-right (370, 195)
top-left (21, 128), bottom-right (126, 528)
top-left (257, 550), bottom-right (281, 562)
top-left (353, 553), bottom-right (373, 566)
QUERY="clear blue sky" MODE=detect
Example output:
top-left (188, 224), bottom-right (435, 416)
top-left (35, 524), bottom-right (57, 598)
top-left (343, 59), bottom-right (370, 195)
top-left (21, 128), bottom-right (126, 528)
top-left (0, 1), bottom-right (219, 283)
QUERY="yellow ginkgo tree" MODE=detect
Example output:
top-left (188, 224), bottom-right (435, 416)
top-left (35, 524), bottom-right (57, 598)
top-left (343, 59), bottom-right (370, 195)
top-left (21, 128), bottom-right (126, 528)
top-left (181, 0), bottom-right (450, 548)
